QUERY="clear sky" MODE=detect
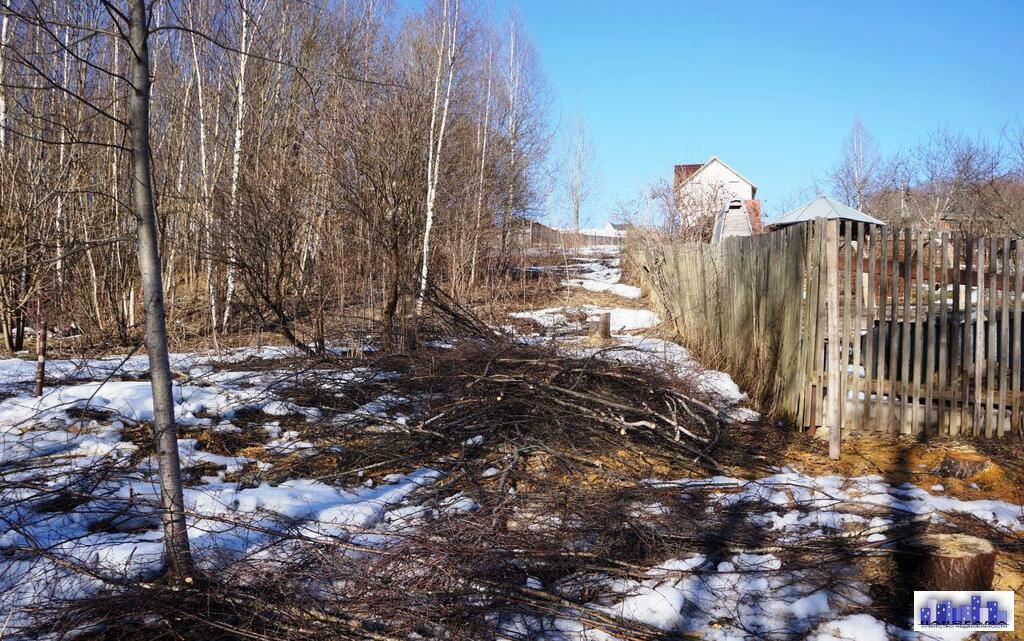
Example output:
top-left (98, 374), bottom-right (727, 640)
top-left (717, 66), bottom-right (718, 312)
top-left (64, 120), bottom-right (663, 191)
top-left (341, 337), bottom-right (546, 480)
top-left (502, 0), bottom-right (1024, 226)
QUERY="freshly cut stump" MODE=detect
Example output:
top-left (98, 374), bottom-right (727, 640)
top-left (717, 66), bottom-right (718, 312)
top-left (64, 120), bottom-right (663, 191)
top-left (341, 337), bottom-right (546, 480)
top-left (895, 534), bottom-right (995, 591)
top-left (932, 453), bottom-right (991, 480)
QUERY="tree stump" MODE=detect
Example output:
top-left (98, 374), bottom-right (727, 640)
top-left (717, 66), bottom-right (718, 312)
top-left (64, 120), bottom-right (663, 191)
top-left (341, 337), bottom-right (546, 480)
top-left (932, 453), bottom-right (991, 480)
top-left (595, 312), bottom-right (611, 340)
top-left (895, 534), bottom-right (995, 591)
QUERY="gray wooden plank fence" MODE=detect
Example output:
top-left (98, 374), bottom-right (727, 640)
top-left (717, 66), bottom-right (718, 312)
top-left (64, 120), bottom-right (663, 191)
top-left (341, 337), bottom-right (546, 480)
top-left (631, 220), bottom-right (1024, 453)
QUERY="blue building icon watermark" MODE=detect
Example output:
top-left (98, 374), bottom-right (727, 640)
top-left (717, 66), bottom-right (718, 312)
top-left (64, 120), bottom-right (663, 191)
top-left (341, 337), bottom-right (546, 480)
top-left (914, 591), bottom-right (1014, 632)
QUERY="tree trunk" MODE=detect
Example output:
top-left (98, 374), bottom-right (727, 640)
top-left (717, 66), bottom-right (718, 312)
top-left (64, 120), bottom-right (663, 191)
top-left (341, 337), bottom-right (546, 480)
top-left (2, 313), bottom-right (13, 353)
top-left (33, 311), bottom-right (46, 398)
top-left (468, 40), bottom-right (492, 293)
top-left (501, 18), bottom-right (519, 263)
top-left (186, 10), bottom-right (218, 343)
top-left (128, 0), bottom-right (194, 581)
top-left (382, 268), bottom-right (400, 350)
top-left (222, 0), bottom-right (250, 331)
top-left (415, 0), bottom-right (459, 319)
top-left (0, 0), bottom-right (9, 151)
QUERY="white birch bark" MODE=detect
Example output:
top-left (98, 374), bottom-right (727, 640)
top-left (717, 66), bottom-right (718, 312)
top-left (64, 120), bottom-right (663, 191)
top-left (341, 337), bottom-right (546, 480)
top-left (468, 38), bottom-right (493, 291)
top-left (187, 9), bottom-right (218, 338)
top-left (415, 0), bottom-right (459, 317)
top-left (222, 0), bottom-right (251, 330)
top-left (503, 18), bottom-right (520, 255)
top-left (54, 24), bottom-right (71, 293)
top-left (0, 0), bottom-right (9, 152)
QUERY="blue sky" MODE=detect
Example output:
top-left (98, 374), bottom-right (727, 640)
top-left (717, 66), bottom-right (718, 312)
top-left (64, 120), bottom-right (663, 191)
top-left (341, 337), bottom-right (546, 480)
top-left (501, 0), bottom-right (1024, 225)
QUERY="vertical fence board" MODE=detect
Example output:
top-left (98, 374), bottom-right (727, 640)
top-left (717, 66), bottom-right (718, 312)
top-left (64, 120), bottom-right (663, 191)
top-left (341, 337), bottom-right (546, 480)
top-left (937, 232), bottom-right (950, 434)
top-left (986, 242), bottom-right (998, 438)
top-left (843, 225), bottom-right (856, 433)
top-left (911, 230), bottom-right (924, 433)
top-left (890, 229), bottom-right (904, 434)
top-left (1013, 241), bottom-right (1023, 438)
top-left (962, 238), bottom-right (973, 434)
top-left (900, 231), bottom-right (912, 433)
top-left (924, 233), bottom-right (936, 434)
top-left (852, 224), bottom-right (865, 432)
top-left (865, 226), bottom-right (878, 429)
top-left (951, 233), bottom-right (963, 436)
top-left (802, 223), bottom-right (825, 430)
top-left (974, 239), bottom-right (985, 436)
top-left (785, 226), bottom-right (806, 414)
top-left (879, 226), bottom-right (892, 431)
top-left (826, 220), bottom-right (842, 458)
top-left (998, 238), bottom-right (1010, 437)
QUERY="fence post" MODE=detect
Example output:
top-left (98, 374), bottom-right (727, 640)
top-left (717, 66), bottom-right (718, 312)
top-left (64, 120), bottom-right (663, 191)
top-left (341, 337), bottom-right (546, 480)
top-left (825, 220), bottom-right (843, 460)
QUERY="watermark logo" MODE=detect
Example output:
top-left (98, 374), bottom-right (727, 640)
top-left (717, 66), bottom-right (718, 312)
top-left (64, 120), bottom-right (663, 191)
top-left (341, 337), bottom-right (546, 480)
top-left (914, 591), bottom-right (1014, 632)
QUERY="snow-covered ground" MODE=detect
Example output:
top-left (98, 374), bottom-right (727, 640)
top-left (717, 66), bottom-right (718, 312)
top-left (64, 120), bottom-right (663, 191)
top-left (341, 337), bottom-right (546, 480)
top-left (511, 305), bottom-right (660, 333)
top-left (560, 256), bottom-right (642, 299)
top-left (2, 248), bottom-right (1021, 640)
top-left (0, 351), bottom-right (456, 633)
top-left (510, 248), bottom-right (746, 410)
top-left (498, 246), bottom-right (1022, 640)
top-left (501, 467), bottom-right (1023, 641)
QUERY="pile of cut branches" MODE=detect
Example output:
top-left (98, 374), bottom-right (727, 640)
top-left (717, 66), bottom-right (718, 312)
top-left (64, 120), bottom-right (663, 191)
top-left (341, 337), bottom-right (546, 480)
top-left (394, 340), bottom-right (723, 474)
top-left (30, 308), bottom-right (731, 641)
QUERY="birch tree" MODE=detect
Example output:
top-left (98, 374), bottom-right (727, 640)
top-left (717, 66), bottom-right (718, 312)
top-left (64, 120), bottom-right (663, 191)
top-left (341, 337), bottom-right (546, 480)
top-left (0, 0), bottom-right (553, 355)
top-left (222, 0), bottom-right (257, 331)
top-left (829, 117), bottom-right (881, 210)
top-left (468, 35), bottom-right (493, 292)
top-left (415, 0), bottom-right (460, 318)
top-left (500, 14), bottom-right (520, 256)
top-left (186, 3), bottom-right (218, 339)
top-left (0, 0), bottom-right (9, 151)
top-left (561, 103), bottom-right (595, 233)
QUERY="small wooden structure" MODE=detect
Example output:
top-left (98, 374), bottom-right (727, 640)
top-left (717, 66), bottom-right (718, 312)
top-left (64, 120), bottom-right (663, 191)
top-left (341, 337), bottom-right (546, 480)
top-left (768, 195), bottom-right (885, 229)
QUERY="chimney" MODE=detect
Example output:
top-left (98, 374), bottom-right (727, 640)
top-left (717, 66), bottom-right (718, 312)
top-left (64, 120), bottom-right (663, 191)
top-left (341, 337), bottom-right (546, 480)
top-left (745, 199), bottom-right (762, 233)
top-left (673, 165), bottom-right (687, 192)
top-left (673, 165), bottom-right (685, 212)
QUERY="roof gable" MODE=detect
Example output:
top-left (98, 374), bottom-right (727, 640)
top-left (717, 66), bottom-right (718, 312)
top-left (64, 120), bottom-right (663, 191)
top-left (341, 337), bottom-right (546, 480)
top-left (678, 156), bottom-right (758, 190)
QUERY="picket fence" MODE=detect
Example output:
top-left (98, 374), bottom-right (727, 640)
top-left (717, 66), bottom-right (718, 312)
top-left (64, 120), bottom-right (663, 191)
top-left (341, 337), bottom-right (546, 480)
top-left (632, 220), bottom-right (1023, 456)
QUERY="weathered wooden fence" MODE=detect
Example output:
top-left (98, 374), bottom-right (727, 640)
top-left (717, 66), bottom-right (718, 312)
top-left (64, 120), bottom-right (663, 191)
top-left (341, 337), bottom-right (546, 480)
top-left (632, 220), bottom-right (1024, 453)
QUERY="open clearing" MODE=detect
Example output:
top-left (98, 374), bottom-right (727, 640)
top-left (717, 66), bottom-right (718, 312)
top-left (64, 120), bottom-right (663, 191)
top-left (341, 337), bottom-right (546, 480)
top-left (1, 247), bottom-right (1022, 641)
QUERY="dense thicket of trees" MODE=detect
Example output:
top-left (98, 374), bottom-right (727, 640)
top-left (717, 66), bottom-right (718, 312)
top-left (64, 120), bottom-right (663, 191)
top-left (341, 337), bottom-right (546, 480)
top-left (0, 0), bottom-right (550, 353)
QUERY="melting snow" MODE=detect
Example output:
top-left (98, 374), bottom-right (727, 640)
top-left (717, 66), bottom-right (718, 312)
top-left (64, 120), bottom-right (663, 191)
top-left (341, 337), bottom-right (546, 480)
top-left (511, 305), bottom-right (660, 332)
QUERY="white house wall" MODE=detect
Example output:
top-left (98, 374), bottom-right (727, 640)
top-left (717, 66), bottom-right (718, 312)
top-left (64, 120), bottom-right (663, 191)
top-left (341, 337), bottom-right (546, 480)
top-left (677, 159), bottom-right (755, 225)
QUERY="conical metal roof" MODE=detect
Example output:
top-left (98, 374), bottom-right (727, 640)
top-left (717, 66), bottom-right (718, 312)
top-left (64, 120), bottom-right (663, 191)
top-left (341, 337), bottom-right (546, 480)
top-left (771, 195), bottom-right (885, 227)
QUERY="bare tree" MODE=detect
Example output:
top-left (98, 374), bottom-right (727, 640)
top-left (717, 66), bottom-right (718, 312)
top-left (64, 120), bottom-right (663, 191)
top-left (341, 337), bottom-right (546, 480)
top-left (0, 0), bottom-right (8, 150)
top-left (674, 178), bottom-right (733, 242)
top-left (559, 102), bottom-right (596, 233)
top-left (0, 0), bottom-right (552, 355)
top-left (467, 32), bottom-right (493, 292)
top-left (829, 117), bottom-right (881, 210)
top-left (416, 0), bottom-right (460, 318)
top-left (128, 0), bottom-right (195, 580)
top-left (222, 0), bottom-right (258, 331)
